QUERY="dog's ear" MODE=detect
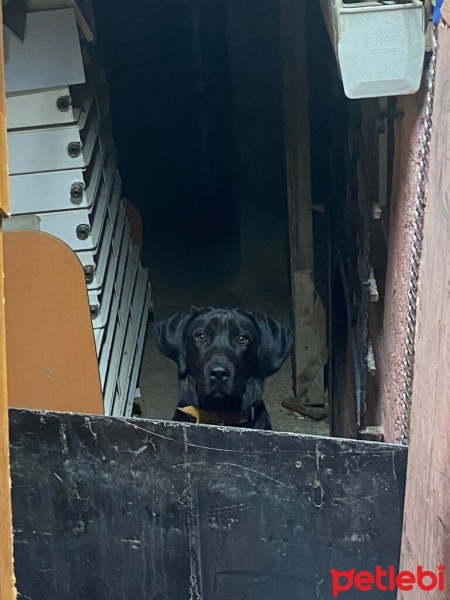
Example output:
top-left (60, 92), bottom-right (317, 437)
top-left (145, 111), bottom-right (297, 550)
top-left (154, 307), bottom-right (201, 373)
top-left (251, 312), bottom-right (294, 378)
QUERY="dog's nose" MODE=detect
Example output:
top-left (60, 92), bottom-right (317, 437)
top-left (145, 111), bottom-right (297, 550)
top-left (209, 365), bottom-right (230, 382)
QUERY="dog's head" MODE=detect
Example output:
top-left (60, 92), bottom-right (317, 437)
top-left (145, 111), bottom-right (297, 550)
top-left (154, 307), bottom-right (293, 410)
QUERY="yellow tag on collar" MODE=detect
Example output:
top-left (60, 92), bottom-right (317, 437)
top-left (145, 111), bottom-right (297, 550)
top-left (178, 406), bottom-right (201, 423)
top-left (177, 405), bottom-right (252, 426)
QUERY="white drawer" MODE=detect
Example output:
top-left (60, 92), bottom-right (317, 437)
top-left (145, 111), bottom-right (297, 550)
top-left (111, 386), bottom-right (121, 419)
top-left (124, 286), bottom-right (152, 417)
top-left (103, 320), bottom-right (125, 415)
top-left (9, 131), bottom-right (108, 215)
top-left (119, 247), bottom-right (139, 326)
top-left (115, 314), bottom-right (138, 417)
top-left (94, 327), bottom-right (104, 356)
top-left (103, 246), bottom-right (139, 415)
top-left (98, 291), bottom-right (119, 388)
top-left (115, 271), bottom-right (149, 416)
top-left (87, 168), bottom-right (119, 252)
top-left (77, 202), bottom-right (128, 291)
top-left (7, 87), bottom-right (76, 130)
top-left (4, 9), bottom-right (85, 94)
top-left (89, 181), bottom-right (122, 280)
top-left (112, 213), bottom-right (130, 296)
top-left (89, 250), bottom-right (118, 330)
top-left (130, 267), bottom-right (149, 325)
top-left (97, 216), bottom-right (129, 384)
top-left (7, 96), bottom-right (98, 175)
top-left (36, 171), bottom-right (117, 252)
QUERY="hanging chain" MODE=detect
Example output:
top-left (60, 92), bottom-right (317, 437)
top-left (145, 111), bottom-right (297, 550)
top-left (400, 24), bottom-right (439, 445)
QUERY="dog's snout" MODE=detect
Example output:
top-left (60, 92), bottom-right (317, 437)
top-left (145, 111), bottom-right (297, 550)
top-left (209, 365), bottom-right (231, 382)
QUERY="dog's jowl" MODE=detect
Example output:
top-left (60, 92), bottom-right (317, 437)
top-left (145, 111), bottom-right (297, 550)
top-left (154, 307), bottom-right (293, 430)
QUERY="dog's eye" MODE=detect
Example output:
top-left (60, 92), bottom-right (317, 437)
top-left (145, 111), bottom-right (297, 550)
top-left (194, 332), bottom-right (207, 343)
top-left (236, 334), bottom-right (249, 345)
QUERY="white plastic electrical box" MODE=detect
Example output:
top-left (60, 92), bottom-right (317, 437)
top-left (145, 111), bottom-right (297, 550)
top-left (320, 0), bottom-right (426, 99)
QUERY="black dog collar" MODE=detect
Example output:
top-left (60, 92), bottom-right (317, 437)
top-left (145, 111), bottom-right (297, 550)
top-left (176, 404), bottom-right (257, 426)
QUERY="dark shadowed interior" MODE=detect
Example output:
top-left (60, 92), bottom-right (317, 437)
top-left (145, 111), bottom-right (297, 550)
top-left (92, 0), bottom-right (343, 434)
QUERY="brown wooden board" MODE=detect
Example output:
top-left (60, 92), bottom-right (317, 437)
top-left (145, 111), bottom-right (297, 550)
top-left (398, 23), bottom-right (450, 599)
top-left (10, 409), bottom-right (407, 600)
top-left (280, 0), bottom-right (327, 413)
top-left (4, 230), bottom-right (103, 415)
top-left (0, 3), bottom-right (16, 597)
top-left (0, 224), bottom-right (16, 600)
top-left (0, 1), bottom-right (9, 217)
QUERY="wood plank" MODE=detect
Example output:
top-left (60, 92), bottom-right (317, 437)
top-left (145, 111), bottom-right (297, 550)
top-left (9, 409), bottom-right (407, 600)
top-left (0, 1), bottom-right (16, 596)
top-left (282, 270), bottom-right (327, 417)
top-left (0, 227), bottom-right (16, 600)
top-left (280, 0), bottom-right (327, 414)
top-left (280, 0), bottom-right (313, 273)
top-left (398, 23), bottom-right (450, 599)
top-left (0, 0), bottom-right (9, 218)
top-left (4, 230), bottom-right (103, 415)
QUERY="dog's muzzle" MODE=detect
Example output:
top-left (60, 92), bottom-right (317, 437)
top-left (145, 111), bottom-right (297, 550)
top-left (204, 357), bottom-right (235, 395)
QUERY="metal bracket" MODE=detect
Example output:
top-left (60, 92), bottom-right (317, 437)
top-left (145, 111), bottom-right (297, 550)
top-left (375, 101), bottom-right (404, 209)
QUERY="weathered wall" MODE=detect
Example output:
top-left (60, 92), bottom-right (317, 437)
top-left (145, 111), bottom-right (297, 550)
top-left (331, 81), bottom-right (427, 443)
top-left (399, 23), bottom-right (450, 592)
top-left (371, 88), bottom-right (426, 444)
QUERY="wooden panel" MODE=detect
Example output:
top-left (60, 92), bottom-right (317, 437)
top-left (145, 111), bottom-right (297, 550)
top-left (0, 226), bottom-right (16, 600)
top-left (280, 0), bottom-right (313, 273)
top-left (4, 230), bottom-right (103, 415)
top-left (9, 409), bottom-right (407, 600)
top-left (0, 0), bottom-right (9, 218)
top-left (280, 0), bottom-right (327, 416)
top-left (0, 2), bottom-right (16, 596)
top-left (398, 23), bottom-right (450, 599)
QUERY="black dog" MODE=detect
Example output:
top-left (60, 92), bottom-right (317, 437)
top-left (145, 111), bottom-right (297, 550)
top-left (154, 307), bottom-right (293, 430)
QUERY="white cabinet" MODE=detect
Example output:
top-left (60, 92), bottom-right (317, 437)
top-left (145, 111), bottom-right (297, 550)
top-left (5, 8), bottom-right (151, 417)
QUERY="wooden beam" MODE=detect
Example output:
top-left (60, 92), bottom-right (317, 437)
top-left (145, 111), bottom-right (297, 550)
top-left (0, 0), bottom-right (17, 596)
top-left (398, 23), bottom-right (450, 599)
top-left (0, 0), bottom-right (9, 219)
top-left (0, 228), bottom-right (16, 600)
top-left (280, 0), bottom-right (327, 417)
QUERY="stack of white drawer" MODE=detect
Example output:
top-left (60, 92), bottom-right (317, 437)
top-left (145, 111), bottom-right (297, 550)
top-left (4, 8), bottom-right (151, 417)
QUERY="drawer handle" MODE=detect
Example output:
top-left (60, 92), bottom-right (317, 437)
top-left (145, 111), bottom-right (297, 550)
top-left (83, 265), bottom-right (95, 284)
top-left (90, 305), bottom-right (99, 320)
top-left (70, 182), bottom-right (85, 204)
top-left (67, 141), bottom-right (81, 158)
top-left (76, 224), bottom-right (90, 240)
top-left (56, 95), bottom-right (71, 112)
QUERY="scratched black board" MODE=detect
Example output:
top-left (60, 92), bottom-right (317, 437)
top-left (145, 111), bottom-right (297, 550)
top-left (9, 409), bottom-right (407, 600)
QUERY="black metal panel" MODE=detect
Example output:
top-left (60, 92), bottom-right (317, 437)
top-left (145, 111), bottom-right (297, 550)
top-left (9, 409), bottom-right (407, 600)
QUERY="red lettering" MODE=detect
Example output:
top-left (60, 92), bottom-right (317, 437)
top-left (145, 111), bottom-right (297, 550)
top-left (375, 565), bottom-right (388, 592)
top-left (438, 565), bottom-right (445, 591)
top-left (330, 569), bottom-right (355, 597)
top-left (396, 570), bottom-right (416, 591)
top-left (417, 565), bottom-right (437, 591)
top-left (388, 566), bottom-right (396, 591)
top-left (330, 564), bottom-right (446, 594)
top-left (354, 571), bottom-right (374, 591)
